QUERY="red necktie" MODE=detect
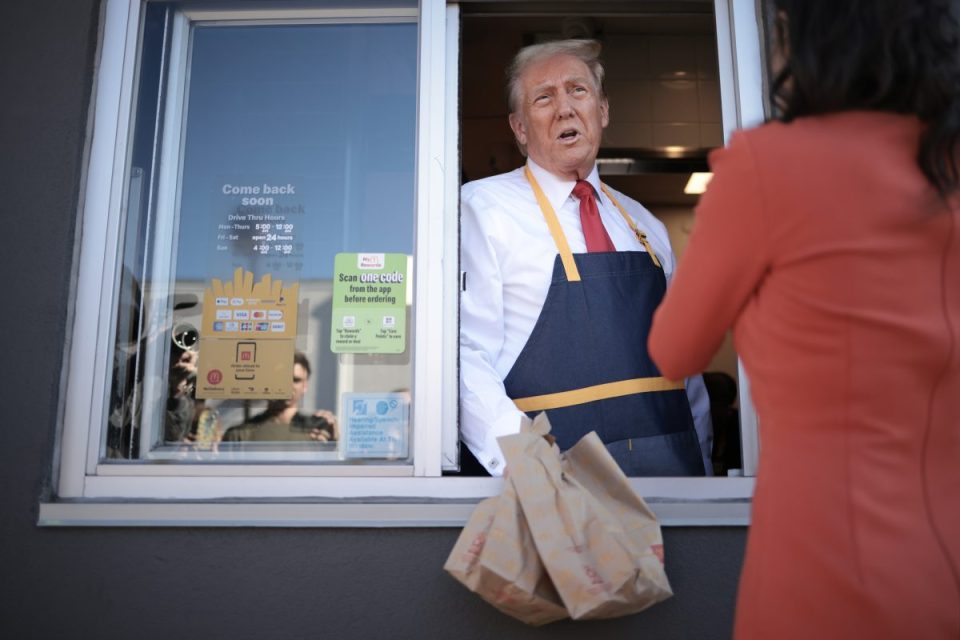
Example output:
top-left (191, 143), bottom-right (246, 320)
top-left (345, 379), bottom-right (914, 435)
top-left (572, 180), bottom-right (616, 252)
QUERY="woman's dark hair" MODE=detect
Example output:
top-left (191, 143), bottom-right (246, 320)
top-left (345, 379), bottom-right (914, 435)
top-left (769, 0), bottom-right (960, 197)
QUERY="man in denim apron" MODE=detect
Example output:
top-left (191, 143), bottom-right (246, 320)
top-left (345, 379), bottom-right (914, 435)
top-left (460, 39), bottom-right (712, 477)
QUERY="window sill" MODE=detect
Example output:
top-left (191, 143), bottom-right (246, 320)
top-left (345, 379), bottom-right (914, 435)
top-left (39, 477), bottom-right (753, 527)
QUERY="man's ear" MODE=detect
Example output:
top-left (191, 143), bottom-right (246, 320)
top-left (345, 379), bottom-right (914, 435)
top-left (508, 112), bottom-right (527, 146)
top-left (600, 97), bottom-right (609, 129)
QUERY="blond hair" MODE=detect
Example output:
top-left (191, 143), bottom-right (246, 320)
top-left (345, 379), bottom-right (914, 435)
top-left (506, 39), bottom-right (605, 114)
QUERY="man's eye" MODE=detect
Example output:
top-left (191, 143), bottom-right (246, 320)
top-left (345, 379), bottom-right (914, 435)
top-left (572, 86), bottom-right (587, 94)
top-left (534, 94), bottom-right (550, 103)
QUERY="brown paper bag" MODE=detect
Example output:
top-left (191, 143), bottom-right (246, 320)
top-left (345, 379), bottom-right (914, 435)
top-left (443, 473), bottom-right (568, 625)
top-left (498, 413), bottom-right (673, 620)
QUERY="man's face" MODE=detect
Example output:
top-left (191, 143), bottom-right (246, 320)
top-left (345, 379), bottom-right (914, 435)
top-left (509, 53), bottom-right (609, 181)
top-left (289, 363), bottom-right (309, 408)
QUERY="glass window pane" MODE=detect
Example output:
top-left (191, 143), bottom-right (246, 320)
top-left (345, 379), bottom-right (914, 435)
top-left (106, 8), bottom-right (418, 465)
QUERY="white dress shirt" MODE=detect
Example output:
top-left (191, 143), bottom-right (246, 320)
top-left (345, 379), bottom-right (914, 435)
top-left (460, 159), bottom-right (714, 475)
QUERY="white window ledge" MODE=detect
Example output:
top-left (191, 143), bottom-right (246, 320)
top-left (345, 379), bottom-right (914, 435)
top-left (39, 477), bottom-right (753, 527)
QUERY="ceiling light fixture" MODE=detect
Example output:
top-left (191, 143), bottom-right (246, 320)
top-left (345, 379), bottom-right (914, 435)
top-left (662, 145), bottom-right (687, 158)
top-left (684, 172), bottom-right (714, 194)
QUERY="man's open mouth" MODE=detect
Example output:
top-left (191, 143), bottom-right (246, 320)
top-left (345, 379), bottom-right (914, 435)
top-left (558, 129), bottom-right (579, 141)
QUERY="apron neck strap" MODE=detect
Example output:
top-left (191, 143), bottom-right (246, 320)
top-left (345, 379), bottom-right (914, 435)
top-left (599, 184), bottom-right (662, 269)
top-left (524, 165), bottom-right (581, 282)
top-left (523, 167), bottom-right (662, 283)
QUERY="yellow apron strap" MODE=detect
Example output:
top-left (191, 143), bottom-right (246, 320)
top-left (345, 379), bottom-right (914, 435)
top-left (600, 183), bottom-right (662, 268)
top-left (513, 376), bottom-right (684, 412)
top-left (524, 166), bottom-right (581, 282)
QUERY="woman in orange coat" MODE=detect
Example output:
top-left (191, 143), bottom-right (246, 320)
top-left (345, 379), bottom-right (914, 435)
top-left (648, 1), bottom-right (960, 638)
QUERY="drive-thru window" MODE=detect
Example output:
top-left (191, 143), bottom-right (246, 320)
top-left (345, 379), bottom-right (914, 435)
top-left (42, 0), bottom-right (767, 526)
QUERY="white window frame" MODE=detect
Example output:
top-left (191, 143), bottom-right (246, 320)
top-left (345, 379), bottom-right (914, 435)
top-left (714, 0), bottom-right (764, 477)
top-left (42, 0), bottom-right (763, 527)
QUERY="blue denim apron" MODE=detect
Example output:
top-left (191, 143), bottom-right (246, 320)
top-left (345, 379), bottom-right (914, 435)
top-left (502, 168), bottom-right (704, 476)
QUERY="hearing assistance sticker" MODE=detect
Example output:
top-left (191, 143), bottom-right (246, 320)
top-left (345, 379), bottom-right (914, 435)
top-left (340, 392), bottom-right (409, 459)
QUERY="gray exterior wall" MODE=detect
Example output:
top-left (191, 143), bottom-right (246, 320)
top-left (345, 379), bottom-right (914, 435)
top-left (0, 2), bottom-right (747, 638)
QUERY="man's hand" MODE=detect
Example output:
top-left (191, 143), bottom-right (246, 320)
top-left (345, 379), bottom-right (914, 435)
top-left (173, 349), bottom-right (198, 376)
top-left (309, 409), bottom-right (339, 442)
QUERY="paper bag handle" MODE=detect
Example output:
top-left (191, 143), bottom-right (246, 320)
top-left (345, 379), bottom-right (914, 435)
top-left (520, 412), bottom-right (556, 446)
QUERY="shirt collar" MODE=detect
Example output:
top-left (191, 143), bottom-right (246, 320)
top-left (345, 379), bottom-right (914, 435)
top-left (526, 158), bottom-right (602, 212)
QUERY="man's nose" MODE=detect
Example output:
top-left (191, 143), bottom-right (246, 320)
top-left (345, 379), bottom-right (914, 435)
top-left (555, 94), bottom-right (574, 117)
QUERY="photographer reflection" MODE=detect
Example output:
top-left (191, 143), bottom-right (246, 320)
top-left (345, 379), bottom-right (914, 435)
top-left (221, 351), bottom-right (338, 443)
top-left (165, 326), bottom-right (202, 443)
